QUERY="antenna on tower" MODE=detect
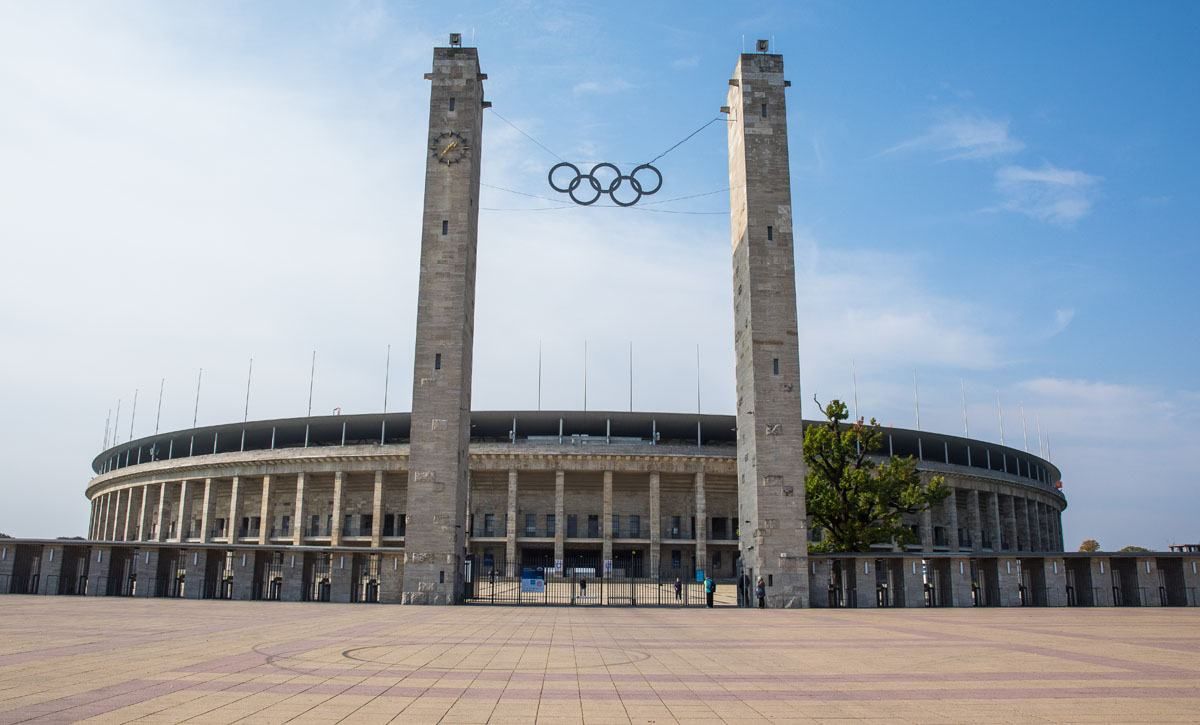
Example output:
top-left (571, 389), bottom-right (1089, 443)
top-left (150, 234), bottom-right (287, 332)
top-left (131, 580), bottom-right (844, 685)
top-left (851, 361), bottom-right (859, 421)
top-left (582, 340), bottom-right (588, 413)
top-left (696, 344), bottom-right (702, 447)
top-left (192, 369), bottom-right (203, 428)
top-left (114, 399), bottom-right (122, 445)
top-left (537, 341), bottom-right (542, 411)
top-left (913, 372), bottom-right (921, 431)
top-left (241, 358), bottom-right (253, 451)
top-left (306, 350), bottom-right (317, 417)
top-left (103, 409), bottom-right (111, 449)
top-left (154, 378), bottom-right (165, 436)
top-left (128, 388), bottom-right (138, 441)
top-left (381, 343), bottom-right (391, 445)
top-left (1019, 402), bottom-right (1029, 452)
top-left (629, 341), bottom-right (634, 412)
top-left (1036, 414), bottom-right (1044, 457)
top-left (996, 390), bottom-right (1005, 445)
top-left (960, 379), bottom-right (969, 437)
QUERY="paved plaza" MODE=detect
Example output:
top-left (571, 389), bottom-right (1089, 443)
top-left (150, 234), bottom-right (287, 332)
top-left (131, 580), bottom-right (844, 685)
top-left (0, 597), bottom-right (1197, 723)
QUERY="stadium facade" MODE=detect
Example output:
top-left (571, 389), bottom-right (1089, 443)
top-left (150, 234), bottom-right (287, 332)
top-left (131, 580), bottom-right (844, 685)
top-left (2, 40), bottom-right (1197, 607)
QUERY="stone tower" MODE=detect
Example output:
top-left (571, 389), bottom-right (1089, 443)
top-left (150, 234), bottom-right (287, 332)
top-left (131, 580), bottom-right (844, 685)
top-left (726, 48), bottom-right (809, 608)
top-left (401, 39), bottom-right (487, 604)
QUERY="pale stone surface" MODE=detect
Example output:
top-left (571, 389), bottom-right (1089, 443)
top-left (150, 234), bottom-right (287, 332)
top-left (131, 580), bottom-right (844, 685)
top-left (1, 597), bottom-right (1198, 723)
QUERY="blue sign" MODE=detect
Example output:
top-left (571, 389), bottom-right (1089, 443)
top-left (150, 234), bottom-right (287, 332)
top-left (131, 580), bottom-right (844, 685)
top-left (520, 567), bottom-right (545, 594)
top-left (695, 569), bottom-right (705, 583)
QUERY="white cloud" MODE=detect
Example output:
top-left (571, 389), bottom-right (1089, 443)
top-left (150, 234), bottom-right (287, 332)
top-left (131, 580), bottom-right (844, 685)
top-left (671, 55), bottom-right (700, 70)
top-left (884, 113), bottom-right (1024, 160)
top-left (1048, 307), bottom-right (1075, 337)
top-left (572, 79), bottom-right (633, 95)
top-left (994, 163), bottom-right (1101, 225)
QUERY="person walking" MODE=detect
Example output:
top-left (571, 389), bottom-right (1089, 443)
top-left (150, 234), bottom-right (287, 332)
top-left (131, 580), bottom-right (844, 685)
top-left (674, 576), bottom-right (682, 603)
top-left (704, 575), bottom-right (715, 608)
top-left (755, 576), bottom-right (766, 609)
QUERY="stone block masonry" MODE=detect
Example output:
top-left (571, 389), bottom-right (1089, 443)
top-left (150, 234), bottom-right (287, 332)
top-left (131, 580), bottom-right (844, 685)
top-left (727, 50), bottom-right (809, 607)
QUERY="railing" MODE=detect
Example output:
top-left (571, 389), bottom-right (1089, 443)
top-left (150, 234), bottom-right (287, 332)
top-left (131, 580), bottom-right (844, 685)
top-left (464, 564), bottom-right (718, 607)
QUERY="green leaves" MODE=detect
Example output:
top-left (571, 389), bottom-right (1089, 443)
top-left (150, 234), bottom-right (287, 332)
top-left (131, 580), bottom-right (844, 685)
top-left (804, 398), bottom-right (948, 553)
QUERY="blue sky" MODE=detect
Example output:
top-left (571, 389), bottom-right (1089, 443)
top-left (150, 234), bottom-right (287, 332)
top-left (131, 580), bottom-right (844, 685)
top-left (0, 1), bottom-right (1196, 549)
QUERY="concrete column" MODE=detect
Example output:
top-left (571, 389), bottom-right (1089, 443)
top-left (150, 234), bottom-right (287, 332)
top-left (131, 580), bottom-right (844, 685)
top-left (945, 488), bottom-right (959, 551)
top-left (854, 559), bottom-right (876, 608)
top-left (371, 471), bottom-right (384, 548)
top-left (1136, 557), bottom-right (1161, 607)
top-left (331, 471), bottom-right (344, 546)
top-left (901, 557), bottom-right (925, 608)
top-left (40, 545), bottom-right (64, 595)
top-left (507, 469), bottom-right (519, 572)
top-left (134, 548), bottom-right (159, 598)
top-left (87, 546), bottom-right (112, 596)
top-left (1030, 500), bottom-right (1043, 551)
top-left (232, 550), bottom-right (254, 600)
top-left (649, 472), bottom-right (661, 578)
top-left (809, 558), bottom-right (832, 608)
top-left (138, 484), bottom-right (150, 541)
top-left (989, 492), bottom-right (1002, 552)
top-left (967, 489), bottom-right (982, 553)
top-left (155, 482), bottom-right (167, 542)
top-left (176, 480), bottom-right (190, 542)
top-left (695, 470), bottom-right (707, 576)
top-left (1181, 558), bottom-right (1199, 607)
top-left (1089, 557), bottom-right (1113, 606)
top-left (380, 554), bottom-right (404, 603)
top-left (122, 489), bottom-right (133, 542)
top-left (996, 557), bottom-right (1021, 606)
top-left (601, 471), bottom-right (613, 575)
top-left (281, 551), bottom-right (304, 602)
top-left (920, 508), bottom-right (933, 552)
top-left (228, 476), bottom-right (241, 543)
top-left (949, 557), bottom-right (974, 607)
top-left (553, 470), bottom-right (564, 570)
top-left (103, 491), bottom-right (114, 540)
top-left (199, 478), bottom-right (213, 543)
top-left (1043, 557), bottom-right (1067, 606)
top-left (330, 552), bottom-right (352, 603)
top-left (258, 476), bottom-right (272, 545)
top-left (293, 473), bottom-right (306, 546)
top-left (1016, 497), bottom-right (1030, 551)
top-left (184, 549), bottom-right (208, 600)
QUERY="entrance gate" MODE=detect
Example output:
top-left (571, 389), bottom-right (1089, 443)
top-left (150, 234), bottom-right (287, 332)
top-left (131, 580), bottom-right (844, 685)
top-left (464, 562), bottom-right (717, 607)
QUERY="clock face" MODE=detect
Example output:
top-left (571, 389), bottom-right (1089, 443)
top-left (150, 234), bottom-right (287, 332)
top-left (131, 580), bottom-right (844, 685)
top-left (430, 131), bottom-right (469, 165)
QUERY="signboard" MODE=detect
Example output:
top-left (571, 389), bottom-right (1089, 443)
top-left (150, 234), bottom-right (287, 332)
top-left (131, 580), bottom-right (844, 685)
top-left (603, 559), bottom-right (613, 574)
top-left (520, 576), bottom-right (545, 594)
top-left (553, 559), bottom-right (563, 574)
top-left (695, 569), bottom-right (705, 583)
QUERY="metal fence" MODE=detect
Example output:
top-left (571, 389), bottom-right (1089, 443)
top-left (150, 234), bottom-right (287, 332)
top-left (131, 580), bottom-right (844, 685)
top-left (464, 564), bottom-right (718, 607)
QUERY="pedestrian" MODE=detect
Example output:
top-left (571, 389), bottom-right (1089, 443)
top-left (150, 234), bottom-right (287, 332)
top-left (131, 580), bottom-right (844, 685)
top-left (579, 577), bottom-right (587, 599)
top-left (756, 576), bottom-right (766, 609)
top-left (674, 576), bottom-right (682, 602)
top-left (704, 575), bottom-right (715, 608)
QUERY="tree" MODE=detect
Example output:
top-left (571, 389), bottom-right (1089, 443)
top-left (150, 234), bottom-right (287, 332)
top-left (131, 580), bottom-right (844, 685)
top-left (1119, 545), bottom-right (1151, 553)
top-left (1079, 539), bottom-right (1100, 552)
top-left (804, 398), bottom-right (949, 552)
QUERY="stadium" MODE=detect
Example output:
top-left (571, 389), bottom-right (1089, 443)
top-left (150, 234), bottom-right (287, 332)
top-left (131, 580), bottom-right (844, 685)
top-left (2, 39), bottom-right (1197, 608)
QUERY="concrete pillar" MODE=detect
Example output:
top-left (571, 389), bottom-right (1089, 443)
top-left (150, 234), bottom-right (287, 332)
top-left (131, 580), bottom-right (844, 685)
top-left (945, 488), bottom-right (959, 551)
top-left (553, 470), bottom-right (565, 571)
top-left (989, 492), bottom-right (1002, 552)
top-left (228, 476), bottom-right (241, 542)
top-left (331, 471), bottom-right (344, 546)
top-left (967, 489), bottom-right (982, 553)
top-left (371, 471), bottom-right (384, 548)
top-left (40, 545), bottom-right (64, 595)
top-left (232, 550), bottom-right (255, 600)
top-left (1030, 500), bottom-right (1043, 551)
top-left (649, 472), bottom-right (661, 578)
top-left (380, 554), bottom-right (404, 603)
top-left (996, 557), bottom-right (1022, 606)
top-left (1181, 558), bottom-right (1199, 607)
top-left (1136, 557), bottom-right (1161, 607)
top-left (809, 558), bottom-right (831, 608)
top-left (293, 473), bottom-right (306, 545)
top-left (135, 548), bottom-right (159, 598)
top-left (900, 557), bottom-right (925, 608)
top-left (330, 552), bottom-right (352, 603)
top-left (102, 492), bottom-right (113, 540)
top-left (121, 489), bottom-right (133, 541)
top-left (155, 482), bottom-right (167, 542)
top-left (507, 470), bottom-right (519, 572)
top-left (184, 549), bottom-right (208, 600)
top-left (1016, 497), bottom-right (1030, 551)
top-left (176, 480), bottom-right (190, 542)
top-left (199, 479), bottom-right (213, 543)
top-left (1089, 557), bottom-right (1114, 606)
top-left (1043, 557), bottom-right (1067, 606)
top-left (854, 559), bottom-right (876, 608)
top-left (281, 552), bottom-right (303, 602)
top-left (949, 557), bottom-right (974, 607)
top-left (258, 476), bottom-right (272, 545)
top-left (601, 471), bottom-right (612, 576)
top-left (920, 508), bottom-right (933, 551)
top-left (87, 546), bottom-right (112, 596)
top-left (695, 470), bottom-right (707, 576)
top-left (138, 485), bottom-right (151, 541)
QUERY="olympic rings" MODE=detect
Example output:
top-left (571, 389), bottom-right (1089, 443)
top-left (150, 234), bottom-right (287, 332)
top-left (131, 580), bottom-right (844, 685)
top-left (547, 161), bottom-right (662, 207)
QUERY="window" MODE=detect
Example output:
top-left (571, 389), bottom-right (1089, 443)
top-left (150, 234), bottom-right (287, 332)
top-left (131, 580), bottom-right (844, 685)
top-left (250, 516), bottom-right (260, 535)
top-left (281, 515), bottom-right (291, 536)
top-left (628, 515), bottom-right (640, 538)
top-left (670, 516), bottom-right (682, 539)
top-left (772, 358), bottom-right (779, 375)
top-left (383, 513), bottom-right (395, 537)
top-left (566, 514), bottom-right (578, 538)
top-left (713, 551), bottom-right (722, 569)
top-left (241, 517), bottom-right (250, 538)
top-left (310, 514), bottom-right (320, 537)
top-left (767, 225), bottom-right (773, 241)
top-left (525, 512), bottom-right (536, 536)
top-left (343, 514), bottom-right (353, 536)
top-left (546, 514), bottom-right (555, 537)
top-left (761, 103), bottom-right (768, 118)
top-left (671, 550), bottom-right (681, 570)
top-left (435, 353), bottom-right (442, 370)
top-left (483, 549), bottom-right (494, 570)
top-left (611, 514), bottom-right (620, 538)
top-left (441, 220), bottom-right (448, 235)
top-left (397, 514), bottom-right (406, 537)
top-left (361, 514), bottom-right (372, 536)
top-left (448, 97), bottom-right (456, 111)
top-left (483, 513), bottom-right (495, 537)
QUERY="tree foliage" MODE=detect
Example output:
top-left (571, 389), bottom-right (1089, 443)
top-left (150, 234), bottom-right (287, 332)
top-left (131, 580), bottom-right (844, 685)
top-left (1119, 545), bottom-right (1150, 553)
top-left (804, 399), bottom-right (949, 553)
top-left (1079, 539), bottom-right (1100, 552)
